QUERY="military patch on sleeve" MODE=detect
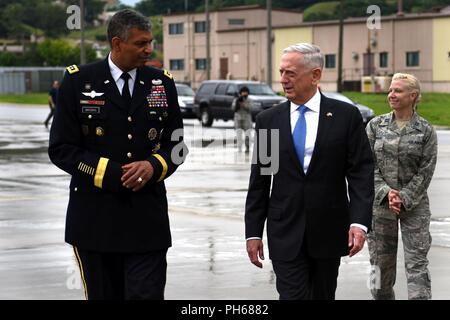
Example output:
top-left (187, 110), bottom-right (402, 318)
top-left (163, 69), bottom-right (173, 79)
top-left (66, 65), bottom-right (79, 74)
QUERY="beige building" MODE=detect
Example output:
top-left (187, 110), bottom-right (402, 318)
top-left (162, 5), bottom-right (302, 89)
top-left (273, 13), bottom-right (450, 93)
top-left (163, 6), bottom-right (450, 92)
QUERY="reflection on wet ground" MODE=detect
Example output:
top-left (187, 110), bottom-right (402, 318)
top-left (1, 104), bottom-right (450, 299)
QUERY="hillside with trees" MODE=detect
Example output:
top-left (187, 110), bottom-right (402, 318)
top-left (2, 0), bottom-right (450, 67)
top-left (134, 0), bottom-right (450, 17)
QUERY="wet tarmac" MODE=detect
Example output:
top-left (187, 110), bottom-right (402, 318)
top-left (1, 103), bottom-right (450, 300)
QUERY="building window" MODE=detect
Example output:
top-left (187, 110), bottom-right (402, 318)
top-left (325, 54), bottom-right (336, 69)
top-left (194, 21), bottom-right (207, 33)
top-left (196, 58), bottom-right (208, 70)
top-left (379, 52), bottom-right (388, 68)
top-left (169, 59), bottom-right (184, 71)
top-left (228, 19), bottom-right (245, 26)
top-left (406, 51), bottom-right (419, 67)
top-left (169, 23), bottom-right (183, 35)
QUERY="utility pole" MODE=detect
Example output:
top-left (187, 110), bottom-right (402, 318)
top-left (337, 0), bottom-right (343, 92)
top-left (266, 0), bottom-right (272, 88)
top-left (205, 0), bottom-right (211, 80)
top-left (80, 0), bottom-right (86, 65)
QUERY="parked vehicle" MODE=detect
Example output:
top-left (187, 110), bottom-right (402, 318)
top-left (321, 91), bottom-right (375, 125)
top-left (175, 83), bottom-right (196, 118)
top-left (193, 80), bottom-right (286, 127)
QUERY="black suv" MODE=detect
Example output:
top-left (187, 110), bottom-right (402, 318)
top-left (193, 80), bottom-right (286, 127)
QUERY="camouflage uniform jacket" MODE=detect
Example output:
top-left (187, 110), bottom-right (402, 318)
top-left (366, 112), bottom-right (437, 218)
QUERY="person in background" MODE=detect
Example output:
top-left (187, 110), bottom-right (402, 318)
top-left (232, 86), bottom-right (253, 153)
top-left (366, 73), bottom-right (437, 300)
top-left (44, 80), bottom-right (59, 128)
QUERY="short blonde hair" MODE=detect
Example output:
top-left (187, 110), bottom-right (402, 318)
top-left (392, 73), bottom-right (421, 109)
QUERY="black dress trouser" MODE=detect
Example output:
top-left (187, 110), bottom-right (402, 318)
top-left (271, 240), bottom-right (341, 300)
top-left (73, 247), bottom-right (168, 300)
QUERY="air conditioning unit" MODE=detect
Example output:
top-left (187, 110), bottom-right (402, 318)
top-left (361, 76), bottom-right (392, 93)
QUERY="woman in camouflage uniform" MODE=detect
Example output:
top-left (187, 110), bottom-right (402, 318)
top-left (366, 73), bottom-right (437, 300)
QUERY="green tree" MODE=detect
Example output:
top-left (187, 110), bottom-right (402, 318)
top-left (0, 51), bottom-right (19, 66)
top-left (35, 39), bottom-right (97, 66)
top-left (0, 0), bottom-right (68, 39)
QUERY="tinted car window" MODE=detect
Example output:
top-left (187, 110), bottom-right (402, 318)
top-left (226, 84), bottom-right (237, 96)
top-left (241, 84), bottom-right (276, 95)
top-left (175, 84), bottom-right (195, 96)
top-left (215, 83), bottom-right (228, 95)
top-left (197, 83), bottom-right (216, 95)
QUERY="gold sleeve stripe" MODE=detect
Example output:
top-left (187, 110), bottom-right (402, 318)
top-left (152, 154), bottom-right (168, 182)
top-left (89, 167), bottom-right (95, 176)
top-left (73, 247), bottom-right (88, 300)
top-left (94, 157), bottom-right (109, 188)
top-left (78, 163), bottom-right (82, 170)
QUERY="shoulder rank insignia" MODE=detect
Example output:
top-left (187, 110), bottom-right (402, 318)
top-left (163, 69), bottom-right (173, 80)
top-left (66, 65), bottom-right (79, 74)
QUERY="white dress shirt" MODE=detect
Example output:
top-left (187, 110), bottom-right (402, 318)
top-left (108, 53), bottom-right (136, 97)
top-left (247, 89), bottom-right (367, 241)
top-left (290, 89), bottom-right (321, 174)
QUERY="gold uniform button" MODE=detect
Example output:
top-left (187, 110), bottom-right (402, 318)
top-left (128, 116), bottom-right (132, 122)
top-left (74, 187), bottom-right (78, 192)
top-left (88, 115), bottom-right (92, 119)
top-left (127, 152), bottom-right (132, 158)
top-left (128, 134), bottom-right (132, 140)
top-left (96, 127), bottom-right (104, 136)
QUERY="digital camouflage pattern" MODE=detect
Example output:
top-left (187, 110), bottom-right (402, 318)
top-left (366, 112), bottom-right (437, 300)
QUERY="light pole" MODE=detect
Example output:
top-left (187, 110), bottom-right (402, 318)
top-left (337, 0), bottom-right (343, 92)
top-left (205, 0), bottom-right (211, 80)
top-left (80, 0), bottom-right (86, 65)
top-left (266, 0), bottom-right (272, 88)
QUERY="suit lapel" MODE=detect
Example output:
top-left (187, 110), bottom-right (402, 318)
top-left (278, 102), bottom-right (304, 174)
top-left (129, 68), bottom-right (149, 115)
top-left (307, 94), bottom-right (334, 175)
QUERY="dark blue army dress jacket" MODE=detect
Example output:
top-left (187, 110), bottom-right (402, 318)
top-left (49, 59), bottom-right (187, 253)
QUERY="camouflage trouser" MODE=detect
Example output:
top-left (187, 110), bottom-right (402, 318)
top-left (234, 114), bottom-right (252, 151)
top-left (367, 212), bottom-right (432, 300)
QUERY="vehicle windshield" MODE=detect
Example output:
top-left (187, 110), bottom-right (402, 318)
top-left (242, 84), bottom-right (277, 96)
top-left (176, 84), bottom-right (195, 96)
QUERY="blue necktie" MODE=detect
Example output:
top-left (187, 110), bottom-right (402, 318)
top-left (293, 105), bottom-right (308, 169)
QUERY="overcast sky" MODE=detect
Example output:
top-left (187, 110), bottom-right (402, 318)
top-left (120, 0), bottom-right (140, 7)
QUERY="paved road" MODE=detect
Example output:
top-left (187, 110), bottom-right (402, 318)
top-left (1, 104), bottom-right (449, 300)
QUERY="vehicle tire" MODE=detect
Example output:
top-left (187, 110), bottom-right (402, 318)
top-left (200, 107), bottom-right (213, 127)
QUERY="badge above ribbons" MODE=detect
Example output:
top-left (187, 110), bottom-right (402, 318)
top-left (147, 79), bottom-right (168, 108)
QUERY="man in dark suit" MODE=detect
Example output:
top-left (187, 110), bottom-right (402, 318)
top-left (49, 9), bottom-right (187, 300)
top-left (245, 43), bottom-right (374, 300)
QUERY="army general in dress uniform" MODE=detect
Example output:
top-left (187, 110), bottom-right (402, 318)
top-left (49, 9), bottom-right (187, 300)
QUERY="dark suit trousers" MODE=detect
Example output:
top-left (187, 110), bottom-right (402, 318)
top-left (73, 247), bottom-right (167, 300)
top-left (271, 241), bottom-right (341, 300)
